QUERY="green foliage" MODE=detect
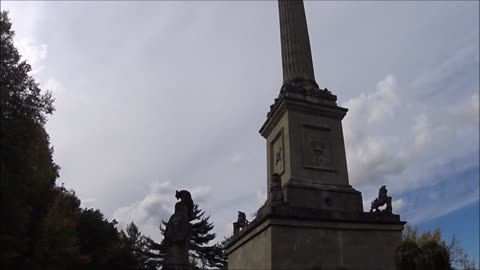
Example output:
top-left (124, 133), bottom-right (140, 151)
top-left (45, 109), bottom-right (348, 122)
top-left (395, 240), bottom-right (423, 270)
top-left (31, 186), bottom-right (84, 270)
top-left (0, 10), bottom-right (58, 269)
top-left (120, 222), bottom-right (159, 270)
top-left (0, 11), bottom-right (54, 125)
top-left (417, 241), bottom-right (451, 270)
top-left (74, 208), bottom-right (123, 269)
top-left (397, 225), bottom-right (476, 270)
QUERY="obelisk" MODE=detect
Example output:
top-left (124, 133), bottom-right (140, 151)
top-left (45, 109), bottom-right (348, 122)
top-left (278, 0), bottom-right (317, 87)
top-left (226, 1), bottom-right (405, 269)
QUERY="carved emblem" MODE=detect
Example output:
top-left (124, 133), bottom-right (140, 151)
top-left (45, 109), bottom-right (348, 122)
top-left (272, 129), bottom-right (285, 175)
top-left (311, 141), bottom-right (327, 163)
top-left (275, 146), bottom-right (283, 166)
top-left (302, 125), bottom-right (335, 171)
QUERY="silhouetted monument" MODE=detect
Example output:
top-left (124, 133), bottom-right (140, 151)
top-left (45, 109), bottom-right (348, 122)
top-left (371, 185), bottom-right (393, 213)
top-left (163, 190), bottom-right (194, 270)
top-left (225, 1), bottom-right (405, 269)
top-left (233, 211), bottom-right (249, 236)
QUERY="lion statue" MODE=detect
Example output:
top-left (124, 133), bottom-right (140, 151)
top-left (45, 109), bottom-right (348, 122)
top-left (370, 185), bottom-right (392, 214)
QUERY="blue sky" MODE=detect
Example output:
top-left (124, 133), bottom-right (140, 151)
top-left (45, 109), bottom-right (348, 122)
top-left (3, 0), bottom-right (479, 264)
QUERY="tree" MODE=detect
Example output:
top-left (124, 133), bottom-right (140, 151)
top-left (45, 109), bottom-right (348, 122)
top-left (396, 225), bottom-right (476, 270)
top-left (121, 222), bottom-right (159, 270)
top-left (0, 10), bottom-right (58, 269)
top-left (31, 186), bottom-right (84, 270)
top-left (159, 204), bottom-right (227, 270)
top-left (73, 208), bottom-right (122, 270)
top-left (395, 240), bottom-right (423, 270)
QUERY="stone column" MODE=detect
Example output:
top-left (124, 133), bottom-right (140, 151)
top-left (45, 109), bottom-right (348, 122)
top-left (278, 0), bottom-right (317, 85)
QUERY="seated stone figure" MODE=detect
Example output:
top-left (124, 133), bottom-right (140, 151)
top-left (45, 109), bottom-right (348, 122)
top-left (162, 190), bottom-right (194, 270)
top-left (370, 185), bottom-right (392, 213)
top-left (233, 211), bottom-right (249, 236)
top-left (269, 173), bottom-right (284, 204)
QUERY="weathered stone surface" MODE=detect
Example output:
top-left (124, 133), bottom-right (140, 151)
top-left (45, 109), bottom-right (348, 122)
top-left (227, 205), bottom-right (405, 270)
top-left (278, 0), bottom-right (316, 85)
top-left (261, 97), bottom-right (362, 212)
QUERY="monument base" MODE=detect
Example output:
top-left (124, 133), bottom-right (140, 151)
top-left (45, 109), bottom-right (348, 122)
top-left (226, 205), bottom-right (405, 270)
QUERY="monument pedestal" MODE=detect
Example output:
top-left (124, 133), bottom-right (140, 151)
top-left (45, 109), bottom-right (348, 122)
top-left (226, 205), bottom-right (405, 270)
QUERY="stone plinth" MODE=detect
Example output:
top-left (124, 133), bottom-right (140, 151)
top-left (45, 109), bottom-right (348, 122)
top-left (226, 205), bottom-right (405, 270)
top-left (260, 91), bottom-right (363, 212)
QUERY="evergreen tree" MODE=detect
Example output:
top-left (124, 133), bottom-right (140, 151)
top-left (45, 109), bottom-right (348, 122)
top-left (121, 222), bottom-right (160, 270)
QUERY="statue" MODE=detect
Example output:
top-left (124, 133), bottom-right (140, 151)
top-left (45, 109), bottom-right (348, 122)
top-left (370, 185), bottom-right (392, 214)
top-left (269, 173), bottom-right (284, 204)
top-left (162, 190), bottom-right (194, 270)
top-left (233, 211), bottom-right (249, 236)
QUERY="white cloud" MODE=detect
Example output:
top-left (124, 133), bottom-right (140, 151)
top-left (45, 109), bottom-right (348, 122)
top-left (16, 38), bottom-right (48, 74)
top-left (362, 196), bottom-right (407, 214)
top-left (80, 198), bottom-right (97, 209)
top-left (410, 38), bottom-right (478, 91)
top-left (112, 181), bottom-right (212, 240)
top-left (41, 78), bottom-right (63, 94)
top-left (256, 188), bottom-right (267, 207)
top-left (4, 1), bottom-right (478, 246)
top-left (342, 74), bottom-right (408, 187)
top-left (343, 59), bottom-right (478, 223)
top-left (392, 198), bottom-right (406, 212)
top-left (414, 92), bottom-right (479, 148)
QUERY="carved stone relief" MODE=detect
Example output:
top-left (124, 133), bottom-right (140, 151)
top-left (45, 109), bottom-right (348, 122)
top-left (302, 125), bottom-right (335, 171)
top-left (271, 129), bottom-right (285, 175)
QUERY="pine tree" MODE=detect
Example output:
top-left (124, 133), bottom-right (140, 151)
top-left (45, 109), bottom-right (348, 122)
top-left (122, 222), bottom-right (159, 270)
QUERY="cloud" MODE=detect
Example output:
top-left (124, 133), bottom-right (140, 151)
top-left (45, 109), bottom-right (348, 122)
top-left (81, 198), bottom-right (97, 209)
top-left (414, 93), bottom-right (479, 148)
top-left (112, 181), bottom-right (212, 240)
top-left (362, 197), bottom-right (407, 213)
top-left (403, 176), bottom-right (479, 224)
top-left (343, 44), bottom-right (478, 223)
top-left (392, 198), bottom-right (406, 212)
top-left (15, 38), bottom-right (48, 74)
top-left (4, 1), bottom-right (478, 247)
top-left (410, 33), bottom-right (479, 93)
top-left (256, 188), bottom-right (267, 207)
top-left (342, 74), bottom-right (408, 187)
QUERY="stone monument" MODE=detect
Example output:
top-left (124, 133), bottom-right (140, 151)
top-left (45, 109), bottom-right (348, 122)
top-left (162, 190), bottom-right (194, 270)
top-left (225, 1), bottom-right (405, 269)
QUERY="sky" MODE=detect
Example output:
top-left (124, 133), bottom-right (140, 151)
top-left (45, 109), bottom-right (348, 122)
top-left (2, 0), bottom-right (479, 263)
